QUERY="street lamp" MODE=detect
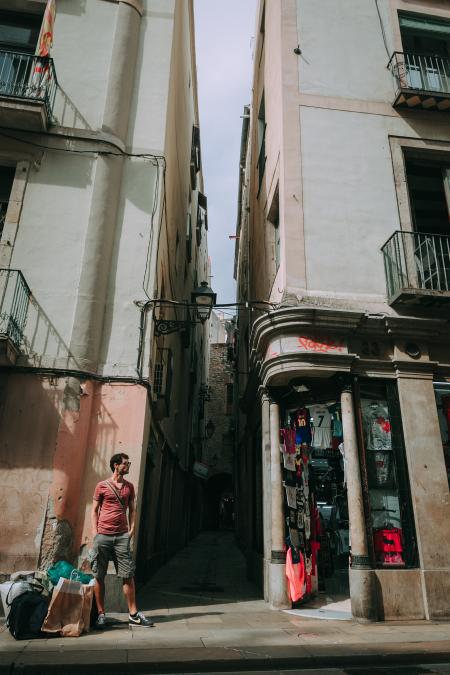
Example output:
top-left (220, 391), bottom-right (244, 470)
top-left (191, 282), bottom-right (217, 323)
top-left (153, 281), bottom-right (217, 336)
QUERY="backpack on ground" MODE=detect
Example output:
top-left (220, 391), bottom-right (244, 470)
top-left (6, 590), bottom-right (49, 640)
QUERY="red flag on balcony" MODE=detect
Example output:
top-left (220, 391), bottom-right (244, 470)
top-left (36, 0), bottom-right (56, 57)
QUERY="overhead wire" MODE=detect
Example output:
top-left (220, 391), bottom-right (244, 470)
top-left (374, 0), bottom-right (391, 59)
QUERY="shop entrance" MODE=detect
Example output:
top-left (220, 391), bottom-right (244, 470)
top-left (276, 377), bottom-right (350, 605)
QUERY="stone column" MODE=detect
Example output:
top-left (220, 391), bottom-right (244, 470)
top-left (268, 399), bottom-right (290, 609)
top-left (261, 389), bottom-right (271, 602)
top-left (341, 385), bottom-right (377, 621)
top-left (396, 363), bottom-right (450, 619)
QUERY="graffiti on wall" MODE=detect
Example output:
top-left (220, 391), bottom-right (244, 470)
top-left (265, 335), bottom-right (348, 361)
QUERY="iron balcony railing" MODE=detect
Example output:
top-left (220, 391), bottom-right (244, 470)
top-left (381, 231), bottom-right (450, 301)
top-left (0, 50), bottom-right (58, 118)
top-left (388, 51), bottom-right (450, 96)
top-left (0, 269), bottom-right (31, 347)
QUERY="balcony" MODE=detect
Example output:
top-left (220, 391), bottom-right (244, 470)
top-left (388, 52), bottom-right (450, 112)
top-left (381, 231), bottom-right (450, 307)
top-left (0, 50), bottom-right (57, 131)
top-left (0, 269), bottom-right (31, 365)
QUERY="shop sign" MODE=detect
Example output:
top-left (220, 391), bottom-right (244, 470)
top-left (193, 461), bottom-right (209, 480)
top-left (265, 335), bottom-right (348, 361)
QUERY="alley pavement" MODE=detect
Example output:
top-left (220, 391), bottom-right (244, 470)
top-left (3, 531), bottom-right (450, 674)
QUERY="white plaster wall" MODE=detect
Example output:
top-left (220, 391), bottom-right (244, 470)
top-left (52, 1), bottom-right (116, 131)
top-left (128, 0), bottom-right (175, 150)
top-left (10, 154), bottom-right (94, 362)
top-left (100, 159), bottom-right (158, 374)
top-left (300, 106), bottom-right (400, 296)
top-left (296, 0), bottom-right (395, 101)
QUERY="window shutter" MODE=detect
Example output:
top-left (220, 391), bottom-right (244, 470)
top-left (399, 14), bottom-right (450, 38)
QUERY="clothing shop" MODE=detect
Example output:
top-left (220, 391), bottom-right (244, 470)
top-left (238, 307), bottom-right (450, 621)
top-left (279, 378), bottom-right (417, 610)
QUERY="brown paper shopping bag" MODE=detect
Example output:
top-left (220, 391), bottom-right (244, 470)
top-left (42, 577), bottom-right (94, 637)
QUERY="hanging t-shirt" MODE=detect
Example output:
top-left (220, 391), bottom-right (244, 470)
top-left (309, 404), bottom-right (332, 449)
top-left (283, 453), bottom-right (296, 471)
top-left (285, 546), bottom-right (305, 602)
top-left (292, 408), bottom-right (312, 445)
top-left (281, 428), bottom-right (297, 454)
top-left (328, 403), bottom-right (343, 438)
top-left (361, 400), bottom-right (392, 451)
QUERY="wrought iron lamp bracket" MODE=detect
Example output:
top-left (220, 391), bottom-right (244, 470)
top-left (154, 318), bottom-right (190, 336)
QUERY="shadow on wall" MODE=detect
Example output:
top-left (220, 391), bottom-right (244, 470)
top-left (57, 0), bottom-right (87, 16)
top-left (53, 84), bottom-right (92, 130)
top-left (98, 159), bottom-right (158, 372)
top-left (20, 293), bottom-right (79, 370)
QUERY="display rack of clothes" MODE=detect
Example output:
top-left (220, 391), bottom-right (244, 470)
top-left (281, 401), bottom-right (348, 601)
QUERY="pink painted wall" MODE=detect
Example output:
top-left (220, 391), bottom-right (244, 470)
top-left (0, 373), bottom-right (63, 574)
top-left (75, 382), bottom-right (149, 558)
top-left (0, 373), bottom-right (149, 575)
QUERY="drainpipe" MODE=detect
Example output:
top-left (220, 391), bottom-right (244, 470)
top-left (341, 385), bottom-right (377, 621)
top-left (69, 1), bottom-right (142, 370)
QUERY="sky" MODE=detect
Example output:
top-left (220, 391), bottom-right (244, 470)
top-left (194, 0), bottom-right (257, 305)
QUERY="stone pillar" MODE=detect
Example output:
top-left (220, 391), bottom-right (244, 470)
top-left (396, 364), bottom-right (450, 619)
top-left (341, 385), bottom-right (377, 622)
top-left (268, 399), bottom-right (290, 609)
top-left (261, 390), bottom-right (271, 602)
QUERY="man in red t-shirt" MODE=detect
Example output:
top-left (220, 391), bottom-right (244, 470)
top-left (91, 452), bottom-right (152, 628)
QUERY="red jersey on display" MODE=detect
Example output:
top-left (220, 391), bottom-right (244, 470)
top-left (281, 428), bottom-right (296, 454)
top-left (373, 528), bottom-right (403, 553)
top-left (93, 479), bottom-right (135, 535)
top-left (293, 408), bottom-right (312, 445)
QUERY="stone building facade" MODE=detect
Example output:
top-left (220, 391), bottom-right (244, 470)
top-left (0, 0), bottom-right (209, 605)
top-left (234, 0), bottom-right (450, 621)
top-left (202, 313), bottom-right (235, 529)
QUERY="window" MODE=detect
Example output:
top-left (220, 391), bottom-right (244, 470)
top-left (196, 192), bottom-right (207, 245)
top-left (0, 165), bottom-right (15, 240)
top-left (355, 379), bottom-right (417, 568)
top-left (190, 125), bottom-right (201, 190)
top-left (0, 11), bottom-right (43, 98)
top-left (267, 183), bottom-right (280, 271)
top-left (257, 93), bottom-right (266, 193)
top-left (0, 11), bottom-right (42, 52)
top-left (186, 212), bottom-right (192, 262)
top-left (405, 158), bottom-right (450, 291)
top-left (433, 382), bottom-right (450, 491)
top-left (406, 158), bottom-right (450, 235)
top-left (153, 347), bottom-right (173, 413)
top-left (399, 13), bottom-right (450, 93)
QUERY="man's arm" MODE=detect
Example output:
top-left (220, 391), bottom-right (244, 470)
top-left (91, 499), bottom-right (100, 537)
top-left (128, 495), bottom-right (136, 538)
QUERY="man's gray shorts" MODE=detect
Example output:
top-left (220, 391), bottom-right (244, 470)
top-left (90, 533), bottom-right (135, 580)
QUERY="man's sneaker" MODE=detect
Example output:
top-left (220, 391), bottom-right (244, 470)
top-left (128, 612), bottom-right (154, 627)
top-left (95, 612), bottom-right (106, 629)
